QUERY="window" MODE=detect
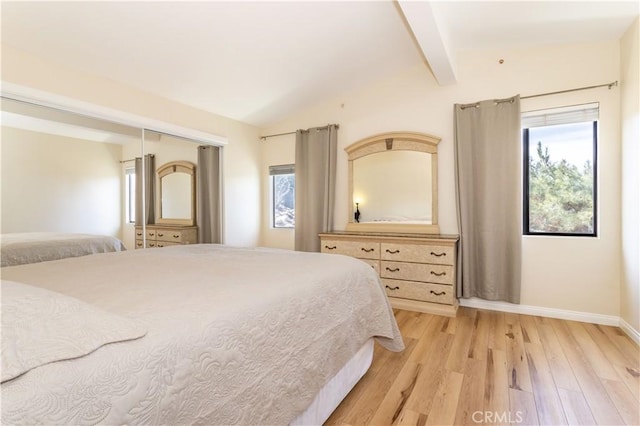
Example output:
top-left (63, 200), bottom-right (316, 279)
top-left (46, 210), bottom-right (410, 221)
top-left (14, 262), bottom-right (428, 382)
top-left (522, 103), bottom-right (598, 236)
top-left (125, 167), bottom-right (136, 224)
top-left (270, 164), bottom-right (295, 228)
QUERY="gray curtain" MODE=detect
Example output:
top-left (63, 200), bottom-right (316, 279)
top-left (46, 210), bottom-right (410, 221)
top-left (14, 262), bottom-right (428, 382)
top-left (197, 145), bottom-right (221, 243)
top-left (454, 95), bottom-right (521, 303)
top-left (294, 125), bottom-right (338, 252)
top-left (134, 154), bottom-right (155, 226)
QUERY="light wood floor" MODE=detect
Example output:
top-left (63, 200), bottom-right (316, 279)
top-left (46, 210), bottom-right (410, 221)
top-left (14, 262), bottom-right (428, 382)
top-left (326, 308), bottom-right (640, 426)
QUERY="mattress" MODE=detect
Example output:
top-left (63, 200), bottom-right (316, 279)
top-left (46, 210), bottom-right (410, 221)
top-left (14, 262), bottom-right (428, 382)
top-left (1, 232), bottom-right (126, 267)
top-left (1, 244), bottom-right (403, 425)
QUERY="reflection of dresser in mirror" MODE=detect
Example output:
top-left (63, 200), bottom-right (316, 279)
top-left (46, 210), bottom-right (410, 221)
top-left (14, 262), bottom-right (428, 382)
top-left (135, 160), bottom-right (198, 248)
top-left (321, 132), bottom-right (459, 316)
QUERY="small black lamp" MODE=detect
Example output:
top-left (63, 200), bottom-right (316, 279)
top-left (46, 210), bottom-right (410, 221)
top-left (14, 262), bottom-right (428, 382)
top-left (354, 202), bottom-right (361, 223)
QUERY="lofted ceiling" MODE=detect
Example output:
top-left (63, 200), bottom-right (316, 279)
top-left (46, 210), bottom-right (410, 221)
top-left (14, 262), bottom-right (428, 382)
top-left (1, 1), bottom-right (638, 129)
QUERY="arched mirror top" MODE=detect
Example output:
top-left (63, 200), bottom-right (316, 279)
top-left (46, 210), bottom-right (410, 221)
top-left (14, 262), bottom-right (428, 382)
top-left (157, 160), bottom-right (196, 226)
top-left (346, 131), bottom-right (441, 234)
top-left (345, 131), bottom-right (440, 160)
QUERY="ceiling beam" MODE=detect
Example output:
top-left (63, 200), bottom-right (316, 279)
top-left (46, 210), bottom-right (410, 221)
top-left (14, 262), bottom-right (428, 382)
top-left (397, 0), bottom-right (457, 86)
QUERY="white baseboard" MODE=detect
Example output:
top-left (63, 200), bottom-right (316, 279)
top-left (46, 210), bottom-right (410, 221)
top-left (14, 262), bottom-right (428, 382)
top-left (619, 318), bottom-right (640, 345)
top-left (458, 298), bottom-right (640, 344)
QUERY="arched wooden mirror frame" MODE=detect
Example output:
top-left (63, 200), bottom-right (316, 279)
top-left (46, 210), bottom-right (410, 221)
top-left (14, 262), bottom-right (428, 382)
top-left (156, 160), bottom-right (196, 226)
top-left (345, 131), bottom-right (440, 234)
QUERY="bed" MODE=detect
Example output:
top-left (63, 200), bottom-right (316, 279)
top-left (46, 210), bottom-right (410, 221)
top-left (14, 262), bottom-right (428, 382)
top-left (1, 232), bottom-right (127, 267)
top-left (1, 244), bottom-right (403, 425)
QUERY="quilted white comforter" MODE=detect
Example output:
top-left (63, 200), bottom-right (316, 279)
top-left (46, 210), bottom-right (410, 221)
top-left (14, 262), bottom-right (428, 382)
top-left (1, 244), bottom-right (403, 425)
top-left (1, 232), bottom-right (126, 267)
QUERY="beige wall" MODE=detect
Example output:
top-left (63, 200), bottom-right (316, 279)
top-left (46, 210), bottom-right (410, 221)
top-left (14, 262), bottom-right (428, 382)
top-left (620, 18), bottom-right (640, 334)
top-left (261, 40), bottom-right (623, 317)
top-left (1, 126), bottom-right (123, 238)
top-left (1, 44), bottom-right (262, 247)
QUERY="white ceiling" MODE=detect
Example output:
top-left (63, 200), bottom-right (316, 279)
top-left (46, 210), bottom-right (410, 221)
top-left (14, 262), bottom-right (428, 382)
top-left (1, 1), bottom-right (638, 128)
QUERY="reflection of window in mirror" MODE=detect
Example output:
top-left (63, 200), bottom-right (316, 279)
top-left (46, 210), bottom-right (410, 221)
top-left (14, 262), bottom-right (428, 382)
top-left (353, 151), bottom-right (432, 224)
top-left (125, 167), bottom-right (136, 224)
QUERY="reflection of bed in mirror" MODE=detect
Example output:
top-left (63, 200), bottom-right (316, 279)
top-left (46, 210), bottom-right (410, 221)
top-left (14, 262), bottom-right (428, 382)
top-left (1, 232), bottom-right (126, 267)
top-left (0, 96), bottom-right (141, 249)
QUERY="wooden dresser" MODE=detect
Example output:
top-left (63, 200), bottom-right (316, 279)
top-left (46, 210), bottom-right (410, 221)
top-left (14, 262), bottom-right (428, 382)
top-left (135, 225), bottom-right (198, 249)
top-left (319, 232), bottom-right (459, 317)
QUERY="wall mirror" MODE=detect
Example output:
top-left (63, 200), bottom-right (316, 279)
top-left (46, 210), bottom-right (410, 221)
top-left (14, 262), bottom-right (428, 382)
top-left (346, 131), bottom-right (440, 234)
top-left (157, 160), bottom-right (196, 226)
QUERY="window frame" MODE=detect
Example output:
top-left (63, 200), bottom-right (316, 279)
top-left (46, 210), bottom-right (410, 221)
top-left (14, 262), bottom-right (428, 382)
top-left (522, 121), bottom-right (598, 237)
top-left (269, 164), bottom-right (295, 229)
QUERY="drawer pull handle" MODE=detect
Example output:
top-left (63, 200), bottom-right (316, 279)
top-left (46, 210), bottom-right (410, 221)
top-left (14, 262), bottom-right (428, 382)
top-left (361, 248), bottom-right (375, 253)
top-left (173, 234), bottom-right (180, 238)
top-left (430, 271), bottom-right (446, 277)
top-left (148, 232), bottom-right (154, 236)
top-left (386, 267), bottom-right (400, 272)
top-left (385, 249), bottom-right (400, 254)
top-left (136, 232), bottom-right (142, 236)
top-left (158, 233), bottom-right (164, 237)
top-left (325, 245), bottom-right (337, 250)
top-left (385, 285), bottom-right (400, 291)
top-left (431, 251), bottom-right (447, 257)
top-left (430, 290), bottom-right (446, 296)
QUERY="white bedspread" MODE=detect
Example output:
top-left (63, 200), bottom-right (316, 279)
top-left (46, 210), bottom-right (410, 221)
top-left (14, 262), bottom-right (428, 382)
top-left (1, 232), bottom-right (126, 267)
top-left (1, 244), bottom-right (403, 425)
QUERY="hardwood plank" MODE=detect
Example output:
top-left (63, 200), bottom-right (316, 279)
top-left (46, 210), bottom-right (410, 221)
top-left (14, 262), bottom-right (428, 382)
top-left (394, 408), bottom-right (426, 426)
top-left (327, 338), bottom-right (417, 425)
top-left (453, 357), bottom-right (487, 426)
top-left (536, 322), bottom-right (581, 392)
top-left (487, 310), bottom-right (506, 351)
top-left (519, 314), bottom-right (541, 345)
top-left (601, 378), bottom-right (640, 425)
top-left (549, 318), bottom-right (625, 425)
top-left (598, 324), bottom-right (640, 368)
top-left (557, 388), bottom-right (597, 425)
top-left (369, 361), bottom-right (423, 426)
top-left (612, 363), bottom-right (640, 400)
top-left (484, 348), bottom-right (510, 426)
top-left (509, 388), bottom-right (539, 426)
top-left (505, 314), bottom-right (533, 392)
top-left (566, 320), bottom-right (619, 381)
top-left (404, 329), bottom-right (455, 415)
top-left (400, 311), bottom-right (436, 340)
top-left (408, 315), bottom-right (448, 364)
top-left (467, 310), bottom-right (491, 360)
top-left (525, 342), bottom-right (568, 425)
top-left (445, 315), bottom-right (474, 373)
top-left (583, 322), bottom-right (633, 369)
top-left (424, 370), bottom-right (464, 425)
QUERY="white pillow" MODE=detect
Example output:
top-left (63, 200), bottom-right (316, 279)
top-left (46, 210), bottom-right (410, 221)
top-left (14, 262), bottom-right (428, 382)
top-left (1, 280), bottom-right (146, 383)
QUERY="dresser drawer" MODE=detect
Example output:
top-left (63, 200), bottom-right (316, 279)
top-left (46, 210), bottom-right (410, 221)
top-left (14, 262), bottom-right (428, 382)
top-left (381, 243), bottom-right (454, 265)
top-left (359, 259), bottom-right (379, 275)
top-left (156, 241), bottom-right (181, 248)
top-left (382, 279), bottom-right (454, 305)
top-left (380, 261), bottom-right (454, 285)
top-left (155, 227), bottom-right (197, 244)
top-left (320, 239), bottom-right (380, 260)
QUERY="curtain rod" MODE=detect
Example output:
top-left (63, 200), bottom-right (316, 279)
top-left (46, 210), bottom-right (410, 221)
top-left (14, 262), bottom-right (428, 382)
top-left (521, 81), bottom-right (618, 100)
top-left (260, 123), bottom-right (339, 141)
top-left (119, 158), bottom-right (136, 163)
